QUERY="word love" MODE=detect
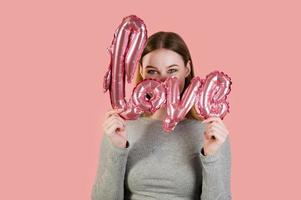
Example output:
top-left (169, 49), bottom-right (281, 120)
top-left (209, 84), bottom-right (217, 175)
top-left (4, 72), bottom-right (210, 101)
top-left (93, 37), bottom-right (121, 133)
top-left (102, 15), bottom-right (232, 132)
top-left (106, 70), bottom-right (231, 133)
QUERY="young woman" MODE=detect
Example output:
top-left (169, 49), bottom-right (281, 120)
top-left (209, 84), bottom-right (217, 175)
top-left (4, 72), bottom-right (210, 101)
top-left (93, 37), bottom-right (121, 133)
top-left (91, 31), bottom-right (232, 200)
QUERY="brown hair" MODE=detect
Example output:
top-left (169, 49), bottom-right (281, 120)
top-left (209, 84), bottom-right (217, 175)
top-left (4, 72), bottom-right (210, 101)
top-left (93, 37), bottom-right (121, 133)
top-left (134, 31), bottom-right (204, 121)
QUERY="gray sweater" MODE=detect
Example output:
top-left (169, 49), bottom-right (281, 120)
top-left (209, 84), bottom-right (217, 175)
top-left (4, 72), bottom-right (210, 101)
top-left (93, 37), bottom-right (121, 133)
top-left (91, 116), bottom-right (232, 200)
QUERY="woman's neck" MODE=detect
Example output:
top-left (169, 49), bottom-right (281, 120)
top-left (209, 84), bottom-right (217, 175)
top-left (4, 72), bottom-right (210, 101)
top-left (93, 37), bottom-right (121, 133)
top-left (144, 107), bottom-right (167, 121)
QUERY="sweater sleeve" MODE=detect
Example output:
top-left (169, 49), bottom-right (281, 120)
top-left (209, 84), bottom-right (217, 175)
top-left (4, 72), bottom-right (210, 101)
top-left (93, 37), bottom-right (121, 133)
top-left (199, 136), bottom-right (232, 200)
top-left (91, 134), bottom-right (130, 200)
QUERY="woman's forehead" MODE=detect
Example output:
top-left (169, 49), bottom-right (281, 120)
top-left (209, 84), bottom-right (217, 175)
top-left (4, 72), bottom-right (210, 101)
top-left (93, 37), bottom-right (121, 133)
top-left (142, 49), bottom-right (184, 68)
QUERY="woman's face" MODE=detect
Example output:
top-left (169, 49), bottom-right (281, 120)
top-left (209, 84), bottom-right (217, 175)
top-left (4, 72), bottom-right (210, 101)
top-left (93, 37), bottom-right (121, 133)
top-left (140, 48), bottom-right (191, 92)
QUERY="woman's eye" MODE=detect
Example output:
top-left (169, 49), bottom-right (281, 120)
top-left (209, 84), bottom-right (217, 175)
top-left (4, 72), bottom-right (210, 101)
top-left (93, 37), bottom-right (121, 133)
top-left (147, 70), bottom-right (158, 74)
top-left (168, 69), bottom-right (178, 73)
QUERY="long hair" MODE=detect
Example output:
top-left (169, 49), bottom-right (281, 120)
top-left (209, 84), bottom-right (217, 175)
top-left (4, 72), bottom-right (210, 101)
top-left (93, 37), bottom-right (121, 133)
top-left (134, 31), bottom-right (204, 121)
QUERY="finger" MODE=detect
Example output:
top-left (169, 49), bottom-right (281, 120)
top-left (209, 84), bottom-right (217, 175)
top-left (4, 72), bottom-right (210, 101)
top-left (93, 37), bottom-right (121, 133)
top-left (213, 117), bottom-right (227, 129)
top-left (111, 113), bottom-right (125, 122)
top-left (102, 119), bottom-right (115, 131)
top-left (209, 125), bottom-right (226, 137)
top-left (202, 116), bottom-right (221, 124)
top-left (106, 125), bottom-right (119, 137)
top-left (208, 126), bottom-right (226, 139)
top-left (207, 127), bottom-right (227, 143)
top-left (108, 115), bottom-right (125, 126)
top-left (104, 114), bottom-right (121, 127)
top-left (213, 124), bottom-right (229, 137)
top-left (109, 110), bottom-right (126, 121)
top-left (212, 117), bottom-right (227, 129)
top-left (104, 109), bottom-right (118, 118)
top-left (104, 108), bottom-right (124, 119)
top-left (108, 118), bottom-right (124, 130)
top-left (104, 118), bottom-right (124, 131)
top-left (207, 121), bottom-right (226, 133)
top-left (102, 115), bottom-right (120, 128)
top-left (106, 121), bottom-right (124, 137)
top-left (107, 122), bottom-right (124, 134)
top-left (202, 117), bottom-right (226, 129)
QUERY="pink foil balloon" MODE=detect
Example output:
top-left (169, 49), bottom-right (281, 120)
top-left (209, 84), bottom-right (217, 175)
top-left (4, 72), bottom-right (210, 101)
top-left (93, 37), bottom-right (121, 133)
top-left (103, 15), bottom-right (148, 111)
top-left (101, 16), bottom-right (233, 129)
top-left (196, 70), bottom-right (232, 119)
top-left (163, 76), bottom-right (202, 133)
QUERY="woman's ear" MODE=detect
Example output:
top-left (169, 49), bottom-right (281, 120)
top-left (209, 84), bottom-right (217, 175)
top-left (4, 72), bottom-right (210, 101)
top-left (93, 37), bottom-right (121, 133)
top-left (185, 60), bottom-right (191, 77)
top-left (139, 63), bottom-right (144, 78)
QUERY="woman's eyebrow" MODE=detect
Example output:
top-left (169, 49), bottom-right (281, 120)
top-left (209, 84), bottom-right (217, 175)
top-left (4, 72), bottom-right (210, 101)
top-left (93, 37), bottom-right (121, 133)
top-left (145, 64), bottom-right (178, 69)
top-left (145, 65), bottom-right (157, 69)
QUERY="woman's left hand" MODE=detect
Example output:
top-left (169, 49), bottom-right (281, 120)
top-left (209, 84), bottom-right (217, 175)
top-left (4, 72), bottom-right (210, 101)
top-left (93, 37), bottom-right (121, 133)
top-left (201, 116), bottom-right (230, 156)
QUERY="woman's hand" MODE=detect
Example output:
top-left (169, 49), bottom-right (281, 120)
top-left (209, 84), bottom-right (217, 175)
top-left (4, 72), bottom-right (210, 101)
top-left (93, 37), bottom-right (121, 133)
top-left (201, 116), bottom-right (230, 156)
top-left (102, 108), bottom-right (128, 149)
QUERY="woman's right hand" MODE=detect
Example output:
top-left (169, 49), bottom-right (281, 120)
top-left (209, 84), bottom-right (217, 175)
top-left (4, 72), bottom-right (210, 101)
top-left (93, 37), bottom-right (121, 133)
top-left (102, 108), bottom-right (128, 149)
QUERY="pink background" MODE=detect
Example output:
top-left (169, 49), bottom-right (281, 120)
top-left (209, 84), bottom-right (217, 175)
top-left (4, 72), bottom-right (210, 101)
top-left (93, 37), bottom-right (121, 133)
top-left (1, 0), bottom-right (300, 199)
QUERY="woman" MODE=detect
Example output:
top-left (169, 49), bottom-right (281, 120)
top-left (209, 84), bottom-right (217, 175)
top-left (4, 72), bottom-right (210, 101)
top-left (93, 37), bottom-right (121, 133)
top-left (91, 31), bottom-right (232, 200)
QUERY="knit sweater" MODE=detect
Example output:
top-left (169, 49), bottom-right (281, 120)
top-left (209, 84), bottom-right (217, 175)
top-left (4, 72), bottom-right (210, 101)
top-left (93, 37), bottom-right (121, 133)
top-left (91, 116), bottom-right (232, 200)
